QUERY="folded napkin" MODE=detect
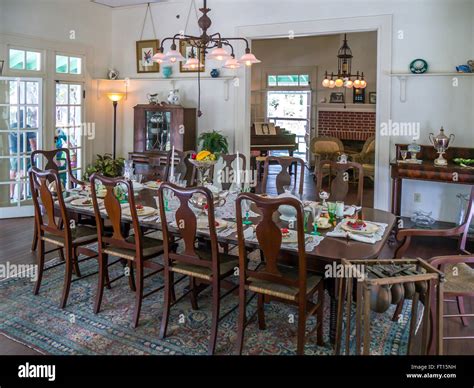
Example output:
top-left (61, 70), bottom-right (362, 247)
top-left (326, 221), bottom-right (388, 245)
top-left (243, 227), bottom-right (324, 252)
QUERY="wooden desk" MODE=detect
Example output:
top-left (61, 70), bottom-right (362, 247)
top-left (391, 144), bottom-right (474, 216)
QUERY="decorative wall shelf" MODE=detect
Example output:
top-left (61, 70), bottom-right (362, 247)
top-left (94, 76), bottom-right (236, 101)
top-left (387, 72), bottom-right (474, 103)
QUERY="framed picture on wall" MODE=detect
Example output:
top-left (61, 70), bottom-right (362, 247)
top-left (330, 92), bottom-right (345, 103)
top-left (353, 88), bottom-right (365, 103)
top-left (136, 40), bottom-right (160, 73)
top-left (179, 41), bottom-right (205, 73)
top-left (369, 92), bottom-right (377, 104)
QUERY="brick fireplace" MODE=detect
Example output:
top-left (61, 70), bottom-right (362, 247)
top-left (318, 110), bottom-right (376, 142)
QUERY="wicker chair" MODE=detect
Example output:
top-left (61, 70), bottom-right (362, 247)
top-left (310, 136), bottom-right (344, 181)
top-left (351, 136), bottom-right (376, 182)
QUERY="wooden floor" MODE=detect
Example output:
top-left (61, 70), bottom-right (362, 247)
top-left (0, 168), bottom-right (473, 355)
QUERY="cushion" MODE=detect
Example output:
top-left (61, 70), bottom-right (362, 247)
top-left (103, 235), bottom-right (163, 261)
top-left (248, 265), bottom-right (322, 301)
top-left (172, 250), bottom-right (238, 281)
top-left (444, 263), bottom-right (474, 293)
top-left (42, 225), bottom-right (97, 247)
top-left (314, 141), bottom-right (341, 154)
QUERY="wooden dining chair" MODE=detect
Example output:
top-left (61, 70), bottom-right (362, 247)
top-left (316, 159), bottom-right (364, 206)
top-left (219, 153), bottom-right (247, 191)
top-left (30, 148), bottom-right (86, 251)
top-left (157, 183), bottom-right (239, 355)
top-left (235, 193), bottom-right (325, 355)
top-left (428, 254), bottom-right (474, 355)
top-left (29, 167), bottom-right (98, 308)
top-left (90, 174), bottom-right (166, 328)
top-left (393, 186), bottom-right (474, 330)
top-left (261, 156), bottom-right (305, 196)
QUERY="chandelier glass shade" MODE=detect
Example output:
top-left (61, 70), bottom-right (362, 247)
top-left (322, 34), bottom-right (366, 89)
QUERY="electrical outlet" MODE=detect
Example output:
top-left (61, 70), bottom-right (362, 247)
top-left (414, 193), bottom-right (421, 203)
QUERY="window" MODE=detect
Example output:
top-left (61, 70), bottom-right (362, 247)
top-left (267, 90), bottom-right (311, 157)
top-left (8, 49), bottom-right (41, 71)
top-left (55, 82), bottom-right (84, 183)
top-left (56, 54), bottom-right (82, 75)
top-left (267, 74), bottom-right (309, 87)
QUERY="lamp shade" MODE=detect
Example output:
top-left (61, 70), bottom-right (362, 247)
top-left (237, 52), bottom-right (261, 66)
top-left (182, 57), bottom-right (203, 70)
top-left (360, 79), bottom-right (367, 88)
top-left (322, 78), bottom-right (330, 87)
top-left (106, 92), bottom-right (125, 102)
top-left (328, 79), bottom-right (336, 88)
top-left (223, 57), bottom-right (241, 69)
top-left (164, 49), bottom-right (185, 63)
top-left (152, 51), bottom-right (168, 64)
top-left (335, 78), bottom-right (344, 87)
top-left (345, 79), bottom-right (353, 88)
top-left (208, 47), bottom-right (231, 61)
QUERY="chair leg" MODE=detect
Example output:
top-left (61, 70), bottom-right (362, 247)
top-left (392, 298), bottom-right (404, 321)
top-left (257, 294), bottom-right (266, 330)
top-left (94, 252), bottom-right (107, 314)
top-left (58, 247), bottom-right (65, 262)
top-left (317, 283), bottom-right (325, 346)
top-left (235, 287), bottom-right (246, 355)
top-left (72, 247), bottom-right (82, 278)
top-left (132, 262), bottom-right (144, 328)
top-left (456, 296), bottom-right (469, 326)
top-left (127, 262), bottom-right (136, 292)
top-left (296, 302), bottom-right (306, 355)
top-left (208, 279), bottom-right (221, 355)
top-left (190, 277), bottom-right (199, 310)
top-left (60, 245), bottom-right (73, 309)
top-left (33, 239), bottom-right (45, 295)
top-left (170, 271), bottom-right (176, 304)
top-left (159, 269), bottom-right (172, 339)
top-left (31, 223), bottom-right (38, 251)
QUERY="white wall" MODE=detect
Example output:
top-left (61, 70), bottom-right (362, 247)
top-left (0, 0), bottom-right (113, 163)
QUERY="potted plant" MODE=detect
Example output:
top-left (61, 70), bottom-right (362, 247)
top-left (83, 153), bottom-right (125, 180)
top-left (197, 130), bottom-right (229, 155)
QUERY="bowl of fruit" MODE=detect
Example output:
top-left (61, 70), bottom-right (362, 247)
top-left (189, 150), bottom-right (218, 185)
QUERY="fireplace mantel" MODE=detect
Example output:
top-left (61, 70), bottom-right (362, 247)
top-left (317, 103), bottom-right (376, 113)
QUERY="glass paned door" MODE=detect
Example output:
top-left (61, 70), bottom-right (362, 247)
top-left (0, 77), bottom-right (42, 218)
top-left (267, 90), bottom-right (311, 159)
top-left (55, 82), bottom-right (84, 186)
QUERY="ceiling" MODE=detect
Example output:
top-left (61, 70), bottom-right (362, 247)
top-left (91, 0), bottom-right (170, 8)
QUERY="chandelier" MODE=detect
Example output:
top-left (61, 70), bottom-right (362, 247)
top-left (152, 0), bottom-right (261, 117)
top-left (322, 34), bottom-right (366, 89)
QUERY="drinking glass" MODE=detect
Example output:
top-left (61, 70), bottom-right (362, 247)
top-left (311, 206), bottom-right (322, 236)
top-left (242, 199), bottom-right (252, 225)
top-left (327, 201), bottom-right (337, 223)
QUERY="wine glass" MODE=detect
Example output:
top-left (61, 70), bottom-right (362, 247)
top-left (242, 199), bottom-right (252, 225)
top-left (311, 205), bottom-right (322, 236)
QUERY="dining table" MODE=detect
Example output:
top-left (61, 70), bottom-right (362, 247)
top-left (57, 184), bottom-right (396, 345)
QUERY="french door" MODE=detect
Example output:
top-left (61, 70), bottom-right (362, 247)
top-left (0, 77), bottom-right (42, 218)
top-left (55, 81), bottom-right (84, 187)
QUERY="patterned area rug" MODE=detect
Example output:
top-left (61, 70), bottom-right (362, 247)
top-left (0, 256), bottom-right (413, 355)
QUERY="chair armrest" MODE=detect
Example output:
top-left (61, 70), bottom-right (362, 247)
top-left (396, 226), bottom-right (464, 241)
top-left (428, 255), bottom-right (474, 270)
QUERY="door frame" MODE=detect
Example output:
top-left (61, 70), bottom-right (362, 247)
top-left (0, 76), bottom-right (43, 218)
top-left (234, 14), bottom-right (392, 211)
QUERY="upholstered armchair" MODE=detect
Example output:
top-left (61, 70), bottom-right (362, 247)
top-left (310, 136), bottom-right (344, 181)
top-left (351, 136), bottom-right (375, 182)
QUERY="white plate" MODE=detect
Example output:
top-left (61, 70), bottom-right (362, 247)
top-left (123, 206), bottom-right (156, 217)
top-left (197, 218), bottom-right (228, 230)
top-left (70, 198), bottom-right (103, 207)
top-left (341, 220), bottom-right (379, 235)
top-left (144, 181), bottom-right (162, 189)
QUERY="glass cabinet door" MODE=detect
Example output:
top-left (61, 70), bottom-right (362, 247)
top-left (145, 110), bottom-right (171, 151)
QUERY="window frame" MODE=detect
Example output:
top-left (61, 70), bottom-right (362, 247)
top-left (6, 46), bottom-right (45, 76)
top-left (54, 52), bottom-right (85, 81)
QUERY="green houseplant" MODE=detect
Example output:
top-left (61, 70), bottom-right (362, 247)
top-left (198, 130), bottom-right (229, 155)
top-left (83, 153), bottom-right (125, 180)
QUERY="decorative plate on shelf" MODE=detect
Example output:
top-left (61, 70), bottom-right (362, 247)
top-left (409, 59), bottom-right (428, 74)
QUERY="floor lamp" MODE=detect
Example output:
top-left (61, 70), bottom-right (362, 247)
top-left (106, 93), bottom-right (125, 159)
